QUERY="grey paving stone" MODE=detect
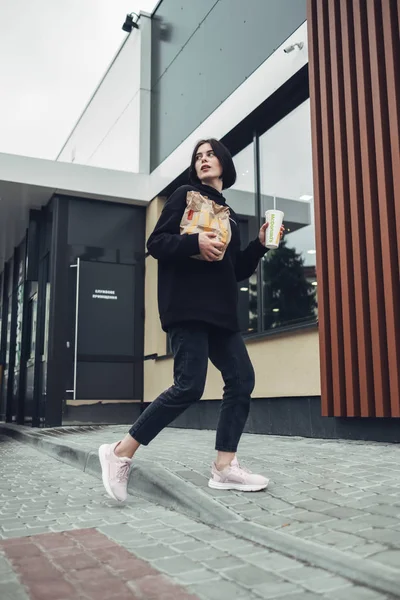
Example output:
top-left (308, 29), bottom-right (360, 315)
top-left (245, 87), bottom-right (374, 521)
top-left (223, 564), bottom-right (282, 587)
top-left (290, 511), bottom-right (335, 524)
top-left (49, 523), bottom-right (78, 532)
top-left (323, 506), bottom-right (366, 519)
top-left (294, 499), bottom-right (338, 512)
top-left (324, 585), bottom-right (389, 600)
top-left (271, 594), bottom-right (323, 600)
top-left (186, 547), bottom-right (228, 562)
top-left (367, 504), bottom-right (400, 518)
top-left (0, 580), bottom-right (30, 600)
top-left (211, 539), bottom-right (260, 553)
top-left (303, 575), bottom-right (353, 593)
top-left (146, 528), bottom-right (182, 540)
top-left (131, 543), bottom-right (179, 559)
top-left (313, 530), bottom-right (364, 549)
top-left (358, 528), bottom-right (400, 546)
top-left (253, 514), bottom-right (294, 528)
top-left (253, 580), bottom-right (302, 597)
top-left (283, 566), bottom-right (332, 583)
top-left (192, 529), bottom-right (233, 543)
top-left (368, 549), bottom-right (400, 568)
top-left (350, 543), bottom-right (388, 558)
top-left (152, 555), bottom-right (199, 575)
top-left (251, 497), bottom-right (294, 512)
top-left (330, 519), bottom-right (374, 534)
top-left (202, 556), bottom-right (245, 571)
top-left (0, 555), bottom-right (15, 576)
top-left (246, 553), bottom-right (303, 572)
top-left (1, 521), bottom-right (29, 531)
top-left (189, 579), bottom-right (250, 600)
top-left (283, 525), bottom-right (329, 541)
top-left (177, 568), bottom-right (220, 584)
top-left (171, 540), bottom-right (209, 553)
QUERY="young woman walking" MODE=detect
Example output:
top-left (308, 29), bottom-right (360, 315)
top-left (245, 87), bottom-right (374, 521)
top-left (99, 138), bottom-right (284, 502)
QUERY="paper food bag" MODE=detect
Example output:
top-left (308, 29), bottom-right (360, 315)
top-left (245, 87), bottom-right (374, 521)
top-left (180, 191), bottom-right (232, 260)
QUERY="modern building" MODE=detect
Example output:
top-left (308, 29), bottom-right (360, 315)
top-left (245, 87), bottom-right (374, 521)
top-left (1, 0), bottom-right (399, 441)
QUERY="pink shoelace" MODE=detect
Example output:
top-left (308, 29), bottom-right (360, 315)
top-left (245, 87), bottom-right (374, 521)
top-left (116, 461), bottom-right (130, 483)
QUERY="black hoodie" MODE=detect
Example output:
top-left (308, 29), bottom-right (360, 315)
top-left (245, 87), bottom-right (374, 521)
top-left (147, 183), bottom-right (268, 332)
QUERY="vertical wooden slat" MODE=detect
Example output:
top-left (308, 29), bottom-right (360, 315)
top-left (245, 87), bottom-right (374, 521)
top-left (381, 0), bottom-right (400, 417)
top-left (340, 0), bottom-right (374, 416)
top-left (317, 1), bottom-right (346, 417)
top-left (329, 0), bottom-right (360, 417)
top-left (307, 0), bottom-right (333, 416)
top-left (352, 0), bottom-right (387, 417)
top-left (366, 0), bottom-right (397, 416)
top-left (307, 0), bottom-right (400, 417)
top-left (382, 0), bottom-right (400, 272)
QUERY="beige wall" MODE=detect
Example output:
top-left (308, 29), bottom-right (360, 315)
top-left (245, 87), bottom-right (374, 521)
top-left (143, 198), bottom-right (321, 402)
top-left (144, 197), bottom-right (167, 358)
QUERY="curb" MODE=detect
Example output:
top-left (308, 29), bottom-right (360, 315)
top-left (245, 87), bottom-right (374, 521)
top-left (1, 424), bottom-right (400, 596)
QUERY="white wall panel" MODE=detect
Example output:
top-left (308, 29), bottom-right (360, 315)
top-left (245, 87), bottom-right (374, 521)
top-left (57, 29), bottom-right (142, 168)
top-left (89, 94), bottom-right (141, 172)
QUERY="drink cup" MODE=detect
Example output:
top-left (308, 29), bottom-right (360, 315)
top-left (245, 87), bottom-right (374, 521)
top-left (264, 210), bottom-right (284, 249)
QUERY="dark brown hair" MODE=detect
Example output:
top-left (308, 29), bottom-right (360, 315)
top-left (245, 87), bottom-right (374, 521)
top-left (189, 138), bottom-right (237, 190)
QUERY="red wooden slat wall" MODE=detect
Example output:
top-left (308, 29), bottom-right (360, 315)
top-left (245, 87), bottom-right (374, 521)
top-left (307, 0), bottom-right (400, 417)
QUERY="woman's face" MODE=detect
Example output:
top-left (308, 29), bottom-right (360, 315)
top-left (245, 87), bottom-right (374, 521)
top-left (195, 143), bottom-right (223, 184)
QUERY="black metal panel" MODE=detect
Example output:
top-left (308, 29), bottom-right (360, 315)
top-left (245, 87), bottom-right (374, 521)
top-left (16, 238), bottom-right (30, 424)
top-left (151, 0), bottom-right (307, 169)
top-left (0, 263), bottom-right (9, 420)
top-left (32, 252), bottom-right (50, 427)
top-left (165, 397), bottom-right (400, 442)
top-left (76, 362), bottom-right (135, 400)
top-left (26, 211), bottom-right (41, 281)
top-left (46, 197), bottom-right (69, 427)
top-left (67, 198), bottom-right (144, 265)
top-left (5, 253), bottom-right (19, 422)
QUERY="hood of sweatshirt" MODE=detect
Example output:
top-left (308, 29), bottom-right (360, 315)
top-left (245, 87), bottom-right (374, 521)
top-left (190, 182), bottom-right (227, 206)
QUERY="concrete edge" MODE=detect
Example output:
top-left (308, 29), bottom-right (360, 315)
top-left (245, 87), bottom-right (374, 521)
top-left (1, 424), bottom-right (399, 597)
top-left (228, 522), bottom-right (400, 597)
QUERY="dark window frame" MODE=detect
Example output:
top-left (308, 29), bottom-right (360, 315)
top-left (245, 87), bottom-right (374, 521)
top-left (156, 64), bottom-right (317, 355)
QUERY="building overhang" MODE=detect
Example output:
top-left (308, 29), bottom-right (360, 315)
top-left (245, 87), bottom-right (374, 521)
top-left (0, 152), bottom-right (151, 271)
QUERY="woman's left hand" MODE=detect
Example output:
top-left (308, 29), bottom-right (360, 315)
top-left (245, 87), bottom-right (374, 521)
top-left (258, 222), bottom-right (285, 245)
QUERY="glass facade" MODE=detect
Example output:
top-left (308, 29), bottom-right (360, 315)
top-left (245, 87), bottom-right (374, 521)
top-left (226, 99), bottom-right (317, 336)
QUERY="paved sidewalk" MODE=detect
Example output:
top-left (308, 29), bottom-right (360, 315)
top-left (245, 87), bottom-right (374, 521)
top-left (26, 425), bottom-right (400, 566)
top-left (0, 434), bottom-right (394, 600)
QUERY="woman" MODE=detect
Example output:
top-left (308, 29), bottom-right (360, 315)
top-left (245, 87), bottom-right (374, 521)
top-left (99, 139), bottom-right (284, 502)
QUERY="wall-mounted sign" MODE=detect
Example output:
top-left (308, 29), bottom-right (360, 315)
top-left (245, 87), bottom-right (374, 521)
top-left (77, 261), bottom-right (135, 357)
top-left (92, 289), bottom-right (118, 300)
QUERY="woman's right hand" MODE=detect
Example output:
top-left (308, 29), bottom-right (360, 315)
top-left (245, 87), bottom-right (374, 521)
top-left (198, 232), bottom-right (225, 262)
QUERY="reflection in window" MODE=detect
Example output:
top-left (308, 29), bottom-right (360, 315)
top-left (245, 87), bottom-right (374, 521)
top-left (259, 100), bottom-right (317, 331)
top-left (224, 143), bottom-right (259, 333)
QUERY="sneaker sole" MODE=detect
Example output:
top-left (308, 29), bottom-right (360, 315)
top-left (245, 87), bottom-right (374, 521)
top-left (98, 445), bottom-right (120, 502)
top-left (208, 479), bottom-right (268, 492)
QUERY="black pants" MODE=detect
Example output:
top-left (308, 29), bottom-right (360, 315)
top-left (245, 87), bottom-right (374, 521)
top-left (129, 323), bottom-right (255, 452)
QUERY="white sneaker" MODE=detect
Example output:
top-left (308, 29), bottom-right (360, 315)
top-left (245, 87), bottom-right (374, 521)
top-left (98, 442), bottom-right (132, 502)
top-left (208, 456), bottom-right (269, 492)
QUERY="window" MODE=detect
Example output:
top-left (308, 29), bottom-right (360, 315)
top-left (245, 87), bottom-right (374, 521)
top-left (224, 143), bottom-right (259, 333)
top-left (259, 99), bottom-right (317, 331)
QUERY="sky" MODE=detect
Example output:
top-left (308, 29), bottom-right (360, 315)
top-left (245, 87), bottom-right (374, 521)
top-left (0, 0), bottom-right (158, 160)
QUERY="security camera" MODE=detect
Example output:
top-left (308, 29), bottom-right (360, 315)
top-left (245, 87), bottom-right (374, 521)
top-left (284, 42), bottom-right (304, 53)
top-left (122, 13), bottom-right (139, 32)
